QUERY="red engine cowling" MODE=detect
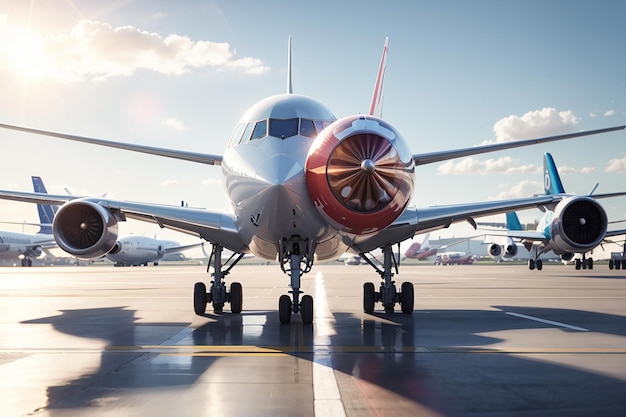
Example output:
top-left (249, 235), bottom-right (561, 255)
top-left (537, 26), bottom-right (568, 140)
top-left (305, 115), bottom-right (414, 235)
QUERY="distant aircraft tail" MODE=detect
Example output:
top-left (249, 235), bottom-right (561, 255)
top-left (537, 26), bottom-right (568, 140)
top-left (31, 176), bottom-right (57, 235)
top-left (369, 37), bottom-right (388, 117)
top-left (543, 152), bottom-right (566, 195)
top-left (505, 212), bottom-right (523, 231)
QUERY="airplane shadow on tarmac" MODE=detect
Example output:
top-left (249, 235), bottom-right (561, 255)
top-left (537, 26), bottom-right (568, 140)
top-left (20, 306), bottom-right (626, 416)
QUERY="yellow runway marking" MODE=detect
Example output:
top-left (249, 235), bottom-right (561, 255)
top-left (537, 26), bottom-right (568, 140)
top-left (100, 345), bottom-right (626, 356)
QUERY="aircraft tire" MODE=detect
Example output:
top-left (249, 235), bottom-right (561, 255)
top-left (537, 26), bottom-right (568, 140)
top-left (279, 295), bottom-right (292, 324)
top-left (193, 282), bottom-right (207, 315)
top-left (588, 258), bottom-right (593, 270)
top-left (230, 282), bottom-right (243, 314)
top-left (400, 282), bottom-right (414, 314)
top-left (363, 282), bottom-right (375, 313)
top-left (301, 295), bottom-right (313, 324)
top-left (528, 259), bottom-right (535, 270)
top-left (536, 259), bottom-right (543, 271)
top-left (609, 260), bottom-right (614, 269)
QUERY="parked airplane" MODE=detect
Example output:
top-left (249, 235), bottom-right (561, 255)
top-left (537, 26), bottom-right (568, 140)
top-left (483, 212), bottom-right (531, 262)
top-left (404, 233), bottom-right (477, 261)
top-left (0, 38), bottom-right (624, 322)
top-left (106, 235), bottom-right (202, 266)
top-left (484, 153), bottom-right (626, 270)
top-left (434, 252), bottom-right (476, 265)
top-left (0, 176), bottom-right (56, 266)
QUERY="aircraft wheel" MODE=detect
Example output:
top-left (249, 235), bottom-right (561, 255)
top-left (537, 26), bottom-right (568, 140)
top-left (193, 282), bottom-right (207, 315)
top-left (363, 282), bottom-right (375, 313)
top-left (609, 260), bottom-right (614, 270)
top-left (575, 259), bottom-right (581, 270)
top-left (230, 282), bottom-right (243, 314)
top-left (279, 295), bottom-right (292, 324)
top-left (400, 282), bottom-right (414, 314)
top-left (616, 260), bottom-right (621, 270)
top-left (528, 259), bottom-right (535, 270)
top-left (588, 258), bottom-right (593, 270)
top-left (536, 259), bottom-right (543, 271)
top-left (384, 305), bottom-right (394, 314)
top-left (301, 295), bottom-right (314, 324)
top-left (621, 260), bottom-right (626, 269)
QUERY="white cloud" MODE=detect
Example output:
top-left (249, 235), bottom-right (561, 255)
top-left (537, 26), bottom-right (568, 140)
top-left (604, 109), bottom-right (615, 117)
top-left (0, 18), bottom-right (270, 82)
top-left (605, 156), bottom-right (626, 173)
top-left (580, 167), bottom-right (595, 174)
top-left (162, 117), bottom-right (187, 131)
top-left (489, 107), bottom-right (579, 144)
top-left (438, 156), bottom-right (539, 176)
top-left (492, 180), bottom-right (543, 199)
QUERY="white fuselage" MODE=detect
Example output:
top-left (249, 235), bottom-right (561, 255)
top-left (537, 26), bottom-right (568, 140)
top-left (105, 236), bottom-right (179, 266)
top-left (0, 230), bottom-right (52, 259)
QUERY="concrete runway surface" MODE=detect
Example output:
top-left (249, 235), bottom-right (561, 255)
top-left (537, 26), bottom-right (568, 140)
top-left (1, 263), bottom-right (625, 417)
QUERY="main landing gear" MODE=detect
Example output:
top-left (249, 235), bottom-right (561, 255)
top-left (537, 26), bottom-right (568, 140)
top-left (574, 253), bottom-right (593, 270)
top-left (194, 244), bottom-right (244, 315)
top-left (361, 244), bottom-right (414, 314)
top-left (278, 237), bottom-right (315, 324)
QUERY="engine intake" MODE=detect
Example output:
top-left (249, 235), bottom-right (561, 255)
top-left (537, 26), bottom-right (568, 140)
top-left (549, 196), bottom-right (607, 255)
top-left (488, 244), bottom-right (502, 257)
top-left (52, 199), bottom-right (119, 259)
top-left (305, 115), bottom-right (414, 234)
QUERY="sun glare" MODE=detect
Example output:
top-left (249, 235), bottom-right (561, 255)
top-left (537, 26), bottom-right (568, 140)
top-left (1, 25), bottom-right (52, 79)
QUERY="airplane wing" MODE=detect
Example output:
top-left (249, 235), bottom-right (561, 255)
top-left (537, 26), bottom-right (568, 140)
top-left (0, 123), bottom-right (223, 166)
top-left (164, 241), bottom-right (205, 254)
top-left (350, 194), bottom-right (560, 252)
top-left (412, 126), bottom-right (625, 166)
top-left (0, 190), bottom-right (247, 253)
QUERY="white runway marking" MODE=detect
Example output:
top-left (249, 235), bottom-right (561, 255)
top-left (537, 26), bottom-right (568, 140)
top-left (506, 312), bottom-right (589, 332)
top-left (314, 271), bottom-right (346, 417)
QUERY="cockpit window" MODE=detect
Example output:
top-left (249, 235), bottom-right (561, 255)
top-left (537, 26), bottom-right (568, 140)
top-left (269, 118), bottom-right (299, 139)
top-left (250, 120), bottom-right (267, 140)
top-left (228, 123), bottom-right (246, 147)
top-left (228, 118), bottom-right (335, 147)
top-left (300, 119), bottom-right (316, 138)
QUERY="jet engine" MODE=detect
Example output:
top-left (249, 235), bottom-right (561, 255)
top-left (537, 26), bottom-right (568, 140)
top-left (488, 244), bottom-right (502, 257)
top-left (548, 196), bottom-right (607, 255)
top-left (503, 238), bottom-right (518, 258)
top-left (52, 199), bottom-right (119, 259)
top-left (305, 115), bottom-right (415, 235)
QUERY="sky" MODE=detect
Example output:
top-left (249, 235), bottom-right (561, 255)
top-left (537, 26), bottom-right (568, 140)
top-left (0, 0), bottom-right (625, 249)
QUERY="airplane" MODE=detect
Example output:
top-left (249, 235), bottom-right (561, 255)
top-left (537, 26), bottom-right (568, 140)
top-left (434, 252), bottom-right (476, 265)
top-left (483, 153), bottom-right (626, 271)
top-left (0, 37), bottom-right (624, 322)
top-left (483, 212), bottom-right (532, 262)
top-left (106, 235), bottom-right (202, 266)
top-left (0, 176), bottom-right (57, 266)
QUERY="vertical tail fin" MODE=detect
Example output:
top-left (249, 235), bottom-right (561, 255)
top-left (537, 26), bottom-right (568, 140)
top-left (505, 212), bottom-right (523, 231)
top-left (543, 152), bottom-right (566, 195)
top-left (31, 176), bottom-right (57, 235)
top-left (286, 36), bottom-right (293, 94)
top-left (369, 37), bottom-right (388, 117)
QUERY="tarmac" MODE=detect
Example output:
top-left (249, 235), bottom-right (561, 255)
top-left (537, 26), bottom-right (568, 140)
top-left (1, 262), bottom-right (625, 416)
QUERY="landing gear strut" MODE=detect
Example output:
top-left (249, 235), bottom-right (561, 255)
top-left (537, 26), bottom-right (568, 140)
top-left (278, 236), bottom-right (315, 324)
top-left (361, 244), bottom-right (414, 314)
top-left (193, 244), bottom-right (244, 315)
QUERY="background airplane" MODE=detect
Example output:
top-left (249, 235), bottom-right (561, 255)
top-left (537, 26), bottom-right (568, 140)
top-left (105, 235), bottom-right (202, 266)
top-left (483, 153), bottom-right (626, 270)
top-left (0, 39), bottom-right (624, 323)
top-left (0, 176), bottom-right (56, 266)
top-left (434, 252), bottom-right (476, 265)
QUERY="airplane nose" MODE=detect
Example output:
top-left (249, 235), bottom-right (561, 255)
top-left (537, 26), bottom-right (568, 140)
top-left (255, 154), bottom-right (303, 186)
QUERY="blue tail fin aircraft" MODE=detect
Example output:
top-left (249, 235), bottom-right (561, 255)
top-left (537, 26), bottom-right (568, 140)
top-left (486, 153), bottom-right (626, 270)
